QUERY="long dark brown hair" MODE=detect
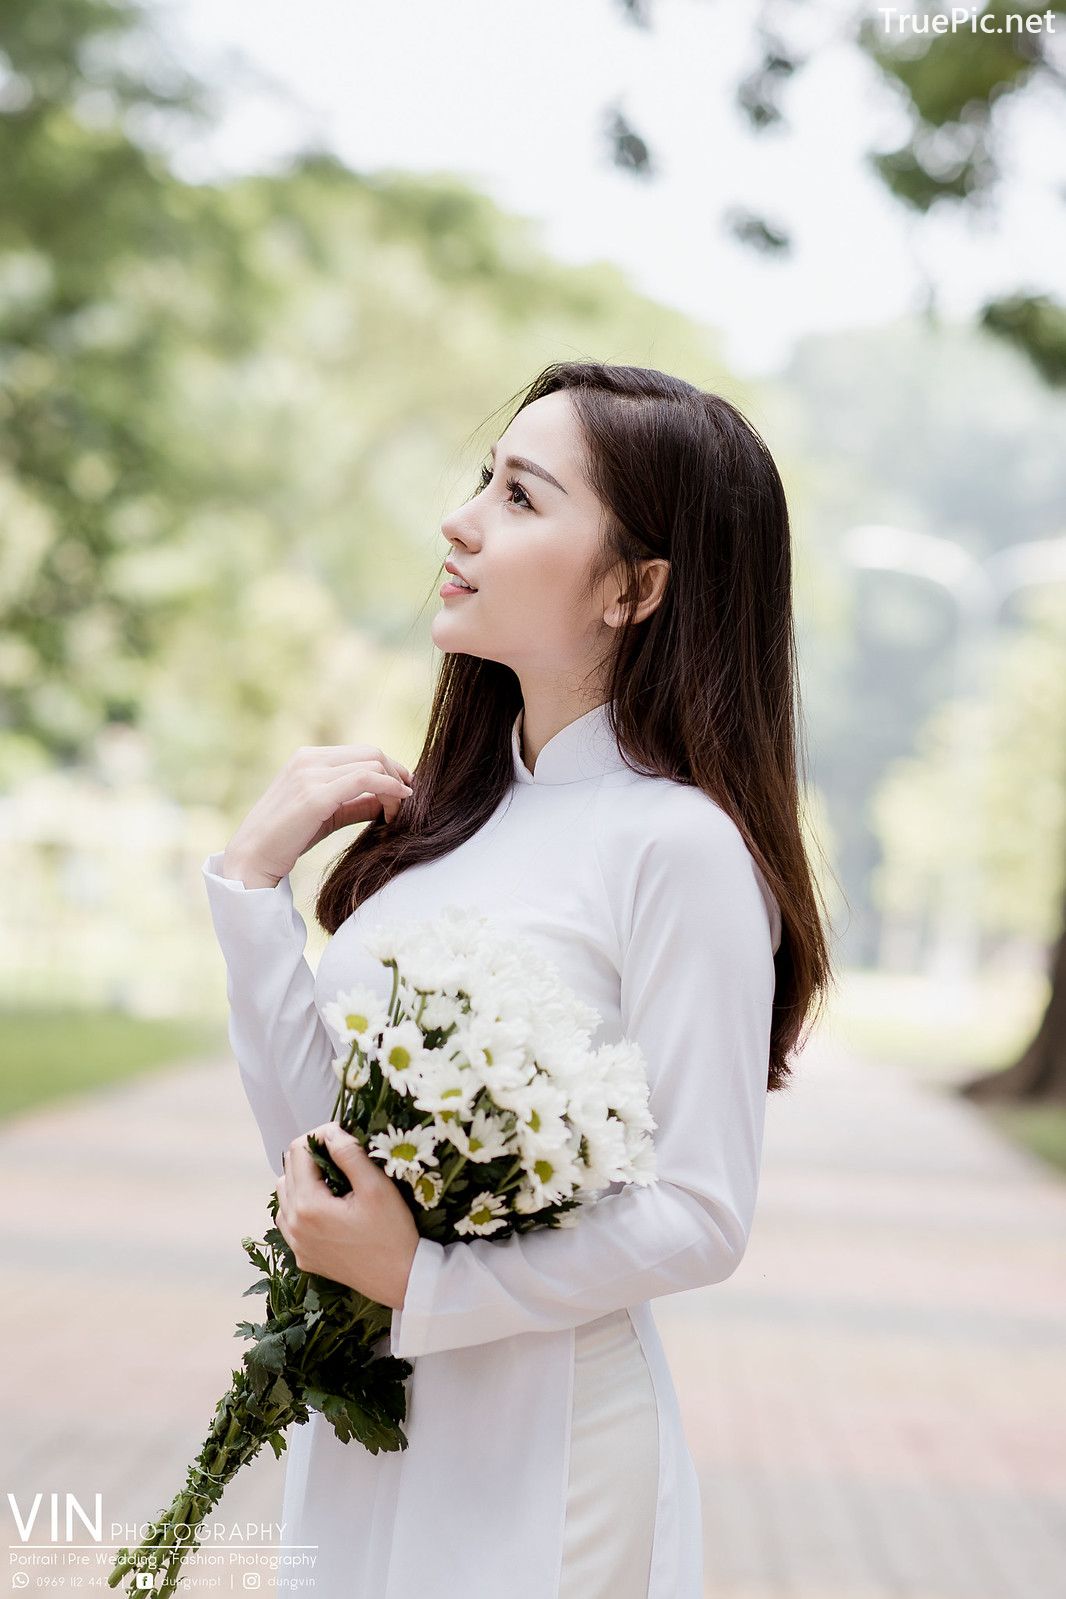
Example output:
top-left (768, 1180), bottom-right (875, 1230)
top-left (316, 360), bottom-right (836, 1092)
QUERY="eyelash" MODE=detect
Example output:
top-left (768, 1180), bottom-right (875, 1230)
top-left (477, 462), bottom-right (534, 510)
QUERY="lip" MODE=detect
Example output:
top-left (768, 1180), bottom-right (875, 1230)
top-left (440, 580), bottom-right (476, 598)
top-left (444, 561), bottom-right (477, 590)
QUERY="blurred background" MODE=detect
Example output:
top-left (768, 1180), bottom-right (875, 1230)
top-left (3, 3), bottom-right (1065, 1597)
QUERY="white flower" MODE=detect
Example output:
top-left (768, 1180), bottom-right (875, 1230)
top-left (599, 1038), bottom-right (655, 1112)
top-left (445, 1106), bottom-right (516, 1162)
top-left (362, 918), bottom-right (473, 996)
top-left (502, 1074), bottom-right (570, 1147)
top-left (331, 1049), bottom-right (372, 1092)
top-left (560, 1076), bottom-right (610, 1137)
top-left (580, 1114), bottom-right (631, 1188)
top-left (510, 1177), bottom-right (544, 1214)
top-left (378, 1020), bottom-right (431, 1096)
top-left (626, 1139), bottom-right (659, 1186)
top-left (341, 906), bottom-right (658, 1225)
top-left (324, 984), bottom-right (389, 1046)
top-left (454, 1190), bottom-right (510, 1237)
top-left (344, 1053), bottom-right (372, 1092)
top-left (359, 921), bottom-right (406, 963)
top-left (532, 1032), bottom-right (598, 1086)
top-left (418, 990), bottom-right (466, 1033)
top-left (366, 1122), bottom-right (440, 1180)
top-left (522, 1140), bottom-right (584, 1208)
top-left (409, 1168), bottom-right (444, 1209)
top-left (411, 1059), bottom-right (482, 1127)
top-left (446, 1013), bottom-right (533, 1090)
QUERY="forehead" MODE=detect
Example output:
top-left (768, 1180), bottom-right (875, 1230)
top-left (498, 390), bottom-right (583, 474)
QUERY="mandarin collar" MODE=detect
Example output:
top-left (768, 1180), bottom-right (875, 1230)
top-left (511, 701), bottom-right (631, 785)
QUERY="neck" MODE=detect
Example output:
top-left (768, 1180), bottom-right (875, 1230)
top-left (517, 690), bottom-right (610, 773)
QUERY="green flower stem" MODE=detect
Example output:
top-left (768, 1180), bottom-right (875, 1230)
top-left (436, 1154), bottom-right (468, 1202)
top-left (109, 1384), bottom-right (300, 1596)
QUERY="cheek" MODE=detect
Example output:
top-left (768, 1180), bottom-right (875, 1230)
top-left (507, 561), bottom-right (585, 631)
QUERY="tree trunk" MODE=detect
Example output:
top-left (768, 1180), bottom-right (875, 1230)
top-left (958, 877), bottom-right (1066, 1104)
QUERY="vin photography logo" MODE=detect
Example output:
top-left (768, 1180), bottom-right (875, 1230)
top-left (7, 1494), bottom-right (320, 1591)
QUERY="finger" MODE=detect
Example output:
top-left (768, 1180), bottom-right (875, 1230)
top-left (296, 745), bottom-right (391, 768)
top-left (302, 747), bottom-right (412, 784)
top-left (320, 1123), bottom-right (371, 1173)
top-left (287, 1134), bottom-right (325, 1195)
top-left (323, 774), bottom-right (411, 829)
top-left (321, 767), bottom-right (412, 802)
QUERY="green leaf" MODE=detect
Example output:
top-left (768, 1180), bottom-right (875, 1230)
top-left (246, 1332), bottom-right (288, 1376)
top-left (270, 1373), bottom-right (296, 1410)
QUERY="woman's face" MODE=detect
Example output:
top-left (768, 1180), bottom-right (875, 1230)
top-left (432, 390), bottom-right (622, 679)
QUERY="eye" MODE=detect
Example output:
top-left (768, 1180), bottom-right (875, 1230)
top-left (477, 462), bottom-right (534, 510)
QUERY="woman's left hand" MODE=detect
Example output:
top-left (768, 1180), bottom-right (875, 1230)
top-left (275, 1122), bottom-right (420, 1310)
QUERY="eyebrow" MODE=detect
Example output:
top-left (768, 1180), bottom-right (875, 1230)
top-left (489, 441), bottom-right (568, 495)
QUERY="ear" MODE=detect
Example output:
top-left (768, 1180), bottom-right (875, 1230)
top-left (603, 559), bottom-right (670, 628)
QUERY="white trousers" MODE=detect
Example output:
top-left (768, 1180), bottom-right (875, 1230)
top-left (558, 1307), bottom-right (660, 1598)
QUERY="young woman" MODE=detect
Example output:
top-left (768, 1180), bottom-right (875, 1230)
top-left (202, 360), bottom-right (833, 1598)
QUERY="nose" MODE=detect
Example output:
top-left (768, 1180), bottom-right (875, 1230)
top-left (441, 498), bottom-right (481, 551)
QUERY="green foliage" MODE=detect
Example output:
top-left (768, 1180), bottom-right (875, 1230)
top-left (762, 315), bottom-right (1066, 962)
top-left (0, 0), bottom-right (263, 762)
top-left (110, 1179), bottom-right (413, 1594)
top-left (870, 585), bottom-right (1066, 944)
top-left (1, 3), bottom-right (739, 801)
top-left (981, 294), bottom-right (1066, 387)
top-left (854, 2), bottom-right (1066, 381)
top-left (859, 4), bottom-right (1057, 137)
top-left (692, 2), bottom-right (1066, 385)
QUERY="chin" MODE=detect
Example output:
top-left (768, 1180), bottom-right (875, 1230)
top-left (430, 618), bottom-right (477, 652)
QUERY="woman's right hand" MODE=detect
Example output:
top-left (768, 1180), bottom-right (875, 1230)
top-left (221, 744), bottom-right (414, 888)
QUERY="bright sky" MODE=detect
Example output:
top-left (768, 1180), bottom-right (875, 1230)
top-left (148, 0), bottom-right (1066, 377)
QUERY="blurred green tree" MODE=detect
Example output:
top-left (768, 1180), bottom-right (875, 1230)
top-left (606, 0), bottom-right (1066, 386)
top-left (0, 0), bottom-right (263, 769)
top-left (606, 0), bottom-right (1066, 1097)
top-left (1, 3), bottom-right (742, 805)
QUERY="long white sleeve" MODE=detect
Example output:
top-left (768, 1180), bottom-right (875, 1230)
top-left (389, 802), bottom-right (778, 1358)
top-left (201, 850), bottom-right (340, 1177)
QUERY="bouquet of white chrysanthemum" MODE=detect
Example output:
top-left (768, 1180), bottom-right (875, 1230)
top-left (109, 906), bottom-right (656, 1597)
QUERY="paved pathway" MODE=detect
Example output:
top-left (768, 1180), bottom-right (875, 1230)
top-left (2, 1029), bottom-right (1064, 1598)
